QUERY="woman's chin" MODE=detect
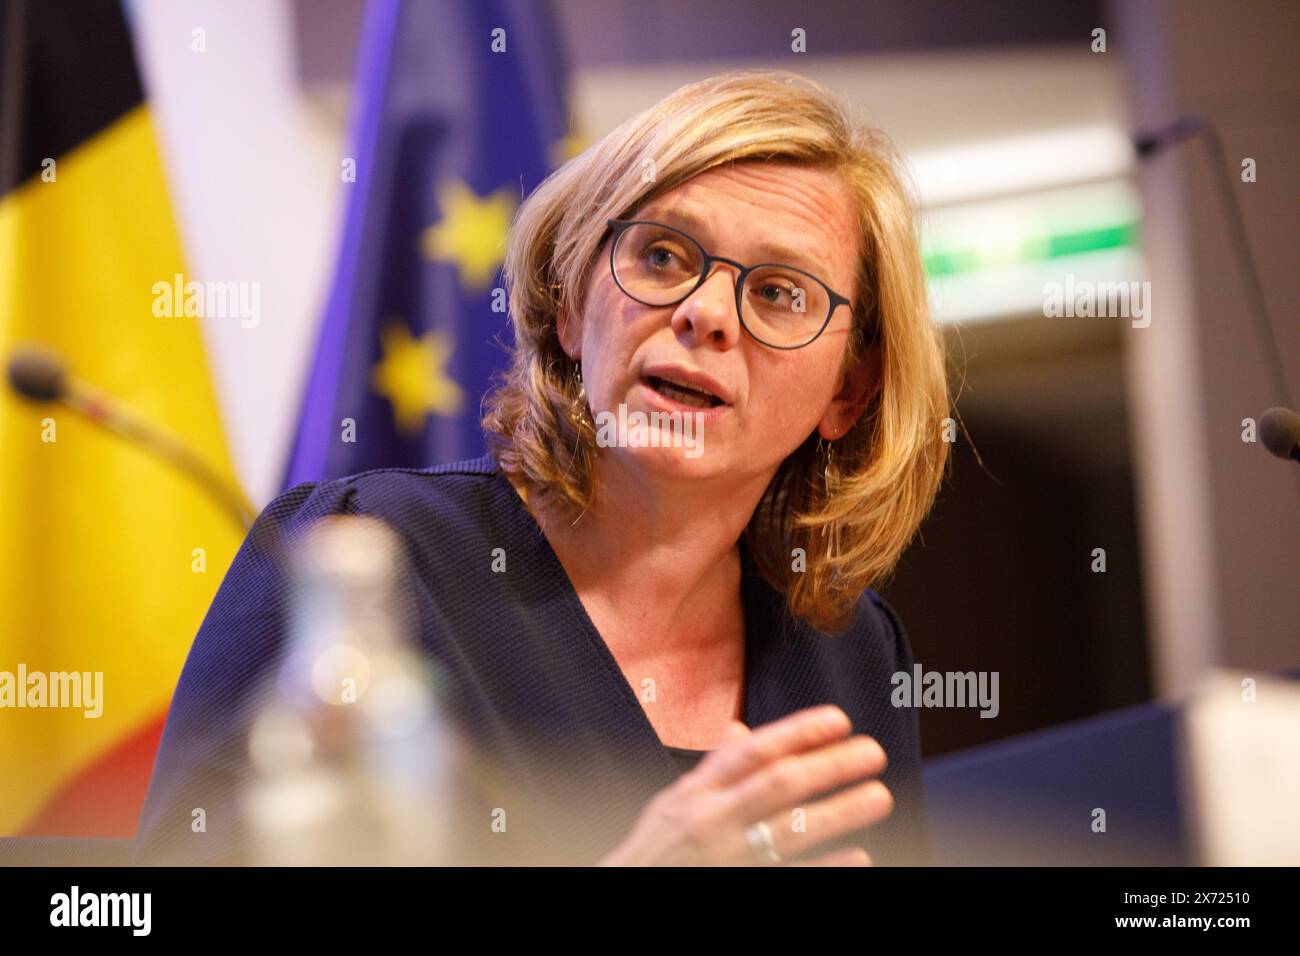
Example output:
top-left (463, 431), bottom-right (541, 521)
top-left (602, 440), bottom-right (721, 477)
top-left (587, 395), bottom-right (737, 478)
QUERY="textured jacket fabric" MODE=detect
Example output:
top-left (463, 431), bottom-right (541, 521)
top-left (133, 453), bottom-right (928, 866)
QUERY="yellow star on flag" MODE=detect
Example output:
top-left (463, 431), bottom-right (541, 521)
top-left (370, 320), bottom-right (465, 435)
top-left (420, 179), bottom-right (515, 291)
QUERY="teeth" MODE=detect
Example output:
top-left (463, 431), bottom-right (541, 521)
top-left (652, 375), bottom-right (720, 405)
top-left (658, 383), bottom-right (713, 409)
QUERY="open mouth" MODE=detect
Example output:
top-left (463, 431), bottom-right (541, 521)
top-left (643, 375), bottom-right (725, 409)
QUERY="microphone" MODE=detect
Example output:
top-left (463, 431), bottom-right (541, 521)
top-left (1259, 407), bottom-right (1300, 464)
top-left (1133, 116), bottom-right (1294, 414)
top-left (6, 344), bottom-right (257, 531)
top-left (1133, 114), bottom-right (1208, 159)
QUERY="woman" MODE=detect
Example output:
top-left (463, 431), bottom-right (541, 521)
top-left (134, 70), bottom-right (949, 867)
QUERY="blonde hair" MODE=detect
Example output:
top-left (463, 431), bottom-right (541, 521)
top-left (482, 70), bottom-right (949, 633)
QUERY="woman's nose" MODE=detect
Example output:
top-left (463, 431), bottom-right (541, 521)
top-left (670, 264), bottom-right (743, 347)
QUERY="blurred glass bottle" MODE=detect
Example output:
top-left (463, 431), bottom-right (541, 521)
top-left (240, 515), bottom-right (456, 865)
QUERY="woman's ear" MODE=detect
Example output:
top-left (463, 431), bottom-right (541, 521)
top-left (556, 306), bottom-right (580, 361)
top-left (818, 344), bottom-right (882, 440)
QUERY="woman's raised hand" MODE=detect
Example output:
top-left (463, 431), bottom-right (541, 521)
top-left (598, 704), bottom-right (892, 866)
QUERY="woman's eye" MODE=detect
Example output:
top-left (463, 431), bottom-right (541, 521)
top-left (642, 243), bottom-right (687, 271)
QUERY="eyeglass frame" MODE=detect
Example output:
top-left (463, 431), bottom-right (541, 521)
top-left (604, 217), bottom-right (870, 350)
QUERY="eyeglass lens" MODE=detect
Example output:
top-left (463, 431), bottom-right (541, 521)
top-left (612, 222), bottom-right (832, 348)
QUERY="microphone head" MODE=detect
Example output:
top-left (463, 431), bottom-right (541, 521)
top-left (6, 346), bottom-right (68, 402)
top-left (1134, 114), bottom-right (1208, 159)
top-left (1259, 406), bottom-right (1300, 461)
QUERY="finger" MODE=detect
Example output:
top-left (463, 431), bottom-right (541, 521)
top-left (700, 705), bottom-right (852, 788)
top-left (776, 779), bottom-right (895, 857)
top-left (726, 778), bottom-right (892, 864)
top-left (723, 719), bottom-right (751, 744)
top-left (787, 846), bottom-right (872, 867)
top-left (721, 734), bottom-right (888, 828)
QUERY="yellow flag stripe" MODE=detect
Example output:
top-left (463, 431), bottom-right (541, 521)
top-left (0, 105), bottom-right (242, 832)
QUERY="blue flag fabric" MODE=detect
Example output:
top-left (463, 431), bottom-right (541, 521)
top-left (283, 0), bottom-right (569, 487)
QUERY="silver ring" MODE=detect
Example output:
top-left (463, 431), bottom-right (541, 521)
top-left (745, 821), bottom-right (782, 865)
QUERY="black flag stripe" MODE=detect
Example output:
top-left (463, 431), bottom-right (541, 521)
top-left (0, 0), bottom-right (144, 195)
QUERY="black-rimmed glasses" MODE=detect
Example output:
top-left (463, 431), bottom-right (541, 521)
top-left (606, 218), bottom-right (857, 350)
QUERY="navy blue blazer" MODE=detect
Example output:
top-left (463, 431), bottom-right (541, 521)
top-left (134, 453), bottom-right (928, 865)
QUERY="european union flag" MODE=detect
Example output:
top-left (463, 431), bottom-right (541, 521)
top-left (284, 0), bottom-right (570, 486)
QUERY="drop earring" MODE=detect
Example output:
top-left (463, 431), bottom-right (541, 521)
top-left (570, 360), bottom-right (587, 424)
top-left (818, 435), bottom-right (841, 560)
top-left (818, 435), bottom-right (838, 491)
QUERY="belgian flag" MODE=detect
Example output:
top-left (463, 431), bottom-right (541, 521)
top-left (0, 0), bottom-right (243, 835)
